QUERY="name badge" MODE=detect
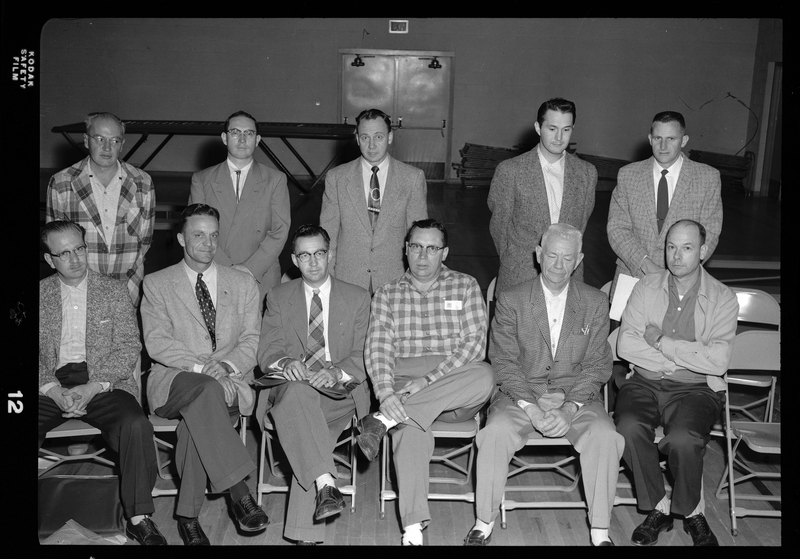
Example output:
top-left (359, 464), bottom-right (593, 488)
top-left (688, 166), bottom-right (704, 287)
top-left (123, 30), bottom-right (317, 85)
top-left (444, 300), bottom-right (463, 310)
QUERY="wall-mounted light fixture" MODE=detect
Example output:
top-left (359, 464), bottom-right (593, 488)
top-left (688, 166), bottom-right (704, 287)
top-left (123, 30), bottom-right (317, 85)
top-left (419, 57), bottom-right (442, 69)
top-left (351, 55), bottom-right (365, 67)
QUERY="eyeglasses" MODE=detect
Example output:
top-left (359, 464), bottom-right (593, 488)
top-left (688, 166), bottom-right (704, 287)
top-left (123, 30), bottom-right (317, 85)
top-left (49, 245), bottom-right (87, 261)
top-left (407, 243), bottom-right (445, 255)
top-left (227, 128), bottom-right (257, 139)
top-left (294, 249), bottom-right (328, 263)
top-left (87, 135), bottom-right (123, 147)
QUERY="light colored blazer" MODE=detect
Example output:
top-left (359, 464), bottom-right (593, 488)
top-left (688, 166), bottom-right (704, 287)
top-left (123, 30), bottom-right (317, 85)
top-left (320, 155), bottom-right (427, 291)
top-left (189, 161), bottom-right (291, 302)
top-left (255, 275), bottom-right (372, 429)
top-left (141, 262), bottom-right (261, 412)
top-left (488, 150), bottom-right (597, 294)
top-left (607, 155), bottom-right (722, 295)
top-left (489, 278), bottom-right (611, 407)
top-left (39, 269), bottom-right (140, 397)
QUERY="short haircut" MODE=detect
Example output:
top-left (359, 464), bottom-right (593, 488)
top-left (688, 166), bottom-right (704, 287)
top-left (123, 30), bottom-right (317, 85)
top-left (224, 110), bottom-right (259, 133)
top-left (540, 222), bottom-right (583, 254)
top-left (537, 97), bottom-right (577, 126)
top-left (179, 203), bottom-right (220, 234)
top-left (291, 224), bottom-right (331, 253)
top-left (84, 112), bottom-right (126, 136)
top-left (667, 219), bottom-right (707, 246)
top-left (405, 218), bottom-right (448, 248)
top-left (355, 108), bottom-right (392, 133)
top-left (651, 111), bottom-right (686, 133)
top-left (41, 220), bottom-right (86, 253)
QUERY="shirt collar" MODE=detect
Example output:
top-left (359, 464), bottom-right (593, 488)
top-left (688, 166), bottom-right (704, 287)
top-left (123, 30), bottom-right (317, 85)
top-left (227, 157), bottom-right (254, 173)
top-left (653, 152), bottom-right (684, 174)
top-left (303, 274), bottom-right (332, 297)
top-left (182, 260), bottom-right (217, 283)
top-left (361, 156), bottom-right (390, 172)
top-left (59, 272), bottom-right (88, 299)
top-left (400, 264), bottom-right (452, 291)
top-left (537, 143), bottom-right (566, 168)
top-left (540, 276), bottom-right (569, 302)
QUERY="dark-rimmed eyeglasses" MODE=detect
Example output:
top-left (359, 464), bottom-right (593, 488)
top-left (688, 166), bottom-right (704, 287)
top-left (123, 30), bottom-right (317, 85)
top-left (49, 245), bottom-right (87, 261)
top-left (87, 135), bottom-right (123, 147)
top-left (407, 243), bottom-right (445, 255)
top-left (227, 128), bottom-right (257, 139)
top-left (294, 249), bottom-right (328, 263)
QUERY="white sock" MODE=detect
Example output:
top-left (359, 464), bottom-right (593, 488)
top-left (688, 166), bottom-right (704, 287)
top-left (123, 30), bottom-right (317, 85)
top-left (473, 519), bottom-right (494, 536)
top-left (590, 528), bottom-right (609, 545)
top-left (374, 412), bottom-right (398, 430)
top-left (655, 495), bottom-right (671, 515)
top-left (402, 522), bottom-right (423, 546)
top-left (315, 473), bottom-right (335, 492)
top-left (130, 514), bottom-right (145, 525)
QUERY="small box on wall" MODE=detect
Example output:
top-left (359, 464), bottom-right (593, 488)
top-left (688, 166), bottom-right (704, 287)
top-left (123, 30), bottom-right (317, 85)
top-left (389, 20), bottom-right (408, 34)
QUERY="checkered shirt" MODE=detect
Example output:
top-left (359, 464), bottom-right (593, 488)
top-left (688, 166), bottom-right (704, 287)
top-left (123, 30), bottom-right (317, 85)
top-left (366, 265), bottom-right (487, 402)
top-left (46, 157), bottom-right (155, 306)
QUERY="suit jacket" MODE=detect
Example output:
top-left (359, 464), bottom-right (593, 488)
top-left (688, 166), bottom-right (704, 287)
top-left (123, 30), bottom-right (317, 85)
top-left (488, 278), bottom-right (611, 407)
top-left (607, 155), bottom-right (722, 293)
top-left (320, 155), bottom-right (427, 290)
top-left (254, 275), bottom-right (372, 429)
top-left (189, 161), bottom-right (291, 302)
top-left (488, 149), bottom-right (597, 294)
top-left (39, 269), bottom-right (140, 398)
top-left (141, 262), bottom-right (261, 413)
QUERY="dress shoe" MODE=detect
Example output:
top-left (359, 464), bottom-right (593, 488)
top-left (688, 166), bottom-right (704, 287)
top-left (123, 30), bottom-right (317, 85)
top-left (355, 414), bottom-right (387, 462)
top-left (464, 528), bottom-right (492, 546)
top-left (683, 514), bottom-right (719, 546)
top-left (297, 541), bottom-right (318, 545)
top-left (314, 484), bottom-right (345, 520)
top-left (231, 493), bottom-right (270, 532)
top-left (125, 517), bottom-right (167, 545)
top-left (631, 509), bottom-right (674, 546)
top-left (591, 539), bottom-right (615, 546)
top-left (177, 518), bottom-right (210, 546)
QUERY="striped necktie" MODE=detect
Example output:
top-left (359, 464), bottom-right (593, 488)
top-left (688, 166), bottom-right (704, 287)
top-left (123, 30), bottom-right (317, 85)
top-left (305, 288), bottom-right (325, 372)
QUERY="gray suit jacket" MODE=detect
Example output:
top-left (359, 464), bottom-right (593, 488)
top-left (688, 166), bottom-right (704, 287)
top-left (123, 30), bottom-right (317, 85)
top-left (607, 155), bottom-right (722, 295)
top-left (488, 149), bottom-right (597, 293)
top-left (189, 161), bottom-right (291, 302)
top-left (488, 278), bottom-right (611, 407)
top-left (141, 262), bottom-right (261, 412)
top-left (320, 155), bottom-right (427, 290)
top-left (39, 269), bottom-right (140, 398)
top-left (255, 275), bottom-right (372, 429)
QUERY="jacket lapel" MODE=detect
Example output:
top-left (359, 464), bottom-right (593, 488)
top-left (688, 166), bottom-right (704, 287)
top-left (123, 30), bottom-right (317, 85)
top-left (290, 280), bottom-right (310, 357)
top-left (555, 282), bottom-right (580, 359)
top-left (530, 279), bottom-right (553, 357)
top-left (211, 163), bottom-right (237, 233)
top-left (172, 264), bottom-right (207, 329)
top-left (347, 159), bottom-right (373, 234)
top-left (71, 162), bottom-right (106, 246)
top-left (327, 277), bottom-right (346, 363)
top-left (527, 152), bottom-right (552, 228)
top-left (560, 154), bottom-right (579, 224)
top-left (375, 156), bottom-right (401, 234)
top-left (640, 158), bottom-right (660, 239)
top-left (668, 154), bottom-right (692, 221)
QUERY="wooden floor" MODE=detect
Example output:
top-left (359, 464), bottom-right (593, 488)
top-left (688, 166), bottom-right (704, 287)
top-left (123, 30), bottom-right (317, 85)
top-left (38, 175), bottom-right (781, 546)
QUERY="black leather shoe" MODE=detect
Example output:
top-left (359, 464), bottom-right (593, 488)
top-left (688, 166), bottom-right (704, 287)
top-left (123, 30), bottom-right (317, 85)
top-left (314, 484), bottom-right (345, 520)
top-left (125, 517), bottom-right (167, 545)
top-left (297, 541), bottom-right (318, 545)
top-left (464, 528), bottom-right (492, 546)
top-left (631, 509), bottom-right (674, 546)
top-left (355, 414), bottom-right (387, 462)
top-left (177, 518), bottom-right (210, 546)
top-left (231, 493), bottom-right (270, 532)
top-left (683, 514), bottom-right (719, 546)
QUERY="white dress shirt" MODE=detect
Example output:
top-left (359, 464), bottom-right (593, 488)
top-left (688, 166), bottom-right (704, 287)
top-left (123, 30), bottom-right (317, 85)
top-left (361, 156), bottom-right (389, 204)
top-left (537, 144), bottom-right (566, 224)
top-left (88, 160), bottom-right (125, 244)
top-left (652, 152), bottom-right (684, 206)
top-left (227, 158), bottom-right (254, 199)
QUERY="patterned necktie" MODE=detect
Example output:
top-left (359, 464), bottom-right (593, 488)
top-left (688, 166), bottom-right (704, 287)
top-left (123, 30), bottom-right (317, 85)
top-left (235, 170), bottom-right (242, 203)
top-left (656, 169), bottom-right (669, 233)
top-left (305, 289), bottom-right (326, 372)
top-left (368, 165), bottom-right (381, 229)
top-left (196, 272), bottom-right (216, 351)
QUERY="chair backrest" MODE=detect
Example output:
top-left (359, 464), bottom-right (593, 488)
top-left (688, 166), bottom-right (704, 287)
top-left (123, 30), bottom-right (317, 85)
top-left (487, 277), bottom-right (497, 305)
top-left (731, 287), bottom-right (780, 329)
top-left (728, 330), bottom-right (780, 372)
top-left (600, 281), bottom-right (612, 299)
top-left (607, 327), bottom-right (620, 362)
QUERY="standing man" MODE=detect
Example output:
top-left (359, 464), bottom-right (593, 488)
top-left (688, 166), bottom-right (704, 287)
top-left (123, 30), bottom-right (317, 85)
top-left (141, 204), bottom-right (269, 545)
top-left (256, 224), bottom-right (371, 545)
top-left (39, 221), bottom-right (166, 545)
top-left (190, 110), bottom-right (291, 306)
top-left (357, 219), bottom-right (495, 546)
top-left (47, 112), bottom-right (155, 306)
top-left (607, 111), bottom-right (723, 299)
top-left (321, 108), bottom-right (428, 293)
top-left (466, 223), bottom-right (622, 547)
top-left (615, 220), bottom-right (737, 547)
top-left (488, 98), bottom-right (597, 294)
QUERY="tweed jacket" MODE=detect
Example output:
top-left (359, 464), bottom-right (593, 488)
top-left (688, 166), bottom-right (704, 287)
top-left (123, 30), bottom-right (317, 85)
top-left (141, 262), bottom-right (261, 412)
top-left (618, 266), bottom-right (738, 393)
top-left (46, 156), bottom-right (156, 306)
top-left (39, 269), bottom-right (140, 397)
top-left (488, 277), bottom-right (611, 407)
top-left (488, 149), bottom-right (597, 294)
top-left (189, 161), bottom-right (291, 302)
top-left (254, 275), bottom-right (372, 429)
top-left (320, 155), bottom-right (428, 291)
top-left (607, 155), bottom-right (722, 293)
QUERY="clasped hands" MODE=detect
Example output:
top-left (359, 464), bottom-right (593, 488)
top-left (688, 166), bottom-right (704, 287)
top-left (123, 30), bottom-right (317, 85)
top-left (524, 393), bottom-right (576, 438)
top-left (202, 359), bottom-right (238, 406)
top-left (282, 359), bottom-right (340, 389)
top-left (47, 383), bottom-right (103, 418)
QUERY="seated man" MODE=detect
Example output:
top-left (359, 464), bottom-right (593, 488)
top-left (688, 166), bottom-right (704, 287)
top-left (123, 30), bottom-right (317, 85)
top-left (141, 203), bottom-right (268, 545)
top-left (357, 218), bottom-right (495, 546)
top-left (256, 224), bottom-right (371, 545)
top-left (38, 221), bottom-right (165, 545)
top-left (615, 219), bottom-right (738, 547)
top-left (467, 223), bottom-right (623, 547)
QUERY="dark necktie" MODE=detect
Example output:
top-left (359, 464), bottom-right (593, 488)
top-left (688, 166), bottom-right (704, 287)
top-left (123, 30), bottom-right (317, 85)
top-left (368, 166), bottom-right (381, 229)
top-left (656, 169), bottom-right (669, 233)
top-left (235, 170), bottom-right (242, 203)
top-left (196, 272), bottom-right (216, 351)
top-left (305, 288), bottom-right (325, 372)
